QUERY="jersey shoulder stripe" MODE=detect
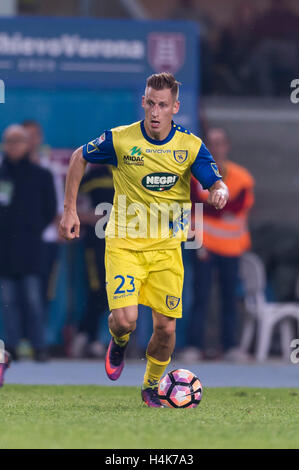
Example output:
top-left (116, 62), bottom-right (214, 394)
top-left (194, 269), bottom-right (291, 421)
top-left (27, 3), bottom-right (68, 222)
top-left (173, 123), bottom-right (191, 135)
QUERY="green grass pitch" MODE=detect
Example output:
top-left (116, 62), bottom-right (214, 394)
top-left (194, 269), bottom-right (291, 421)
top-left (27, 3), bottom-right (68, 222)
top-left (0, 385), bottom-right (298, 449)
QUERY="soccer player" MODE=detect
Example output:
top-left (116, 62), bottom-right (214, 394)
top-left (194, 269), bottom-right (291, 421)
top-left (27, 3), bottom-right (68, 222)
top-left (59, 72), bottom-right (229, 407)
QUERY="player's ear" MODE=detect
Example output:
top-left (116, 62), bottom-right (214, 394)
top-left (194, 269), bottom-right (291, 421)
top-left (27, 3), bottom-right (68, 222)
top-left (173, 100), bottom-right (180, 115)
top-left (142, 95), bottom-right (145, 108)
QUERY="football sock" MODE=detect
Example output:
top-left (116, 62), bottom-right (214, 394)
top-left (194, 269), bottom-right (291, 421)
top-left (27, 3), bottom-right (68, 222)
top-left (109, 328), bottom-right (130, 347)
top-left (143, 352), bottom-right (171, 389)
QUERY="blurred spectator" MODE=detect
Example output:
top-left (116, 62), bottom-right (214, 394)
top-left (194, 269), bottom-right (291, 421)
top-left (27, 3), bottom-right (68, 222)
top-left (214, 1), bottom-right (258, 94)
top-left (169, 0), bottom-right (215, 94)
top-left (209, 0), bottom-right (299, 96)
top-left (22, 120), bottom-right (64, 308)
top-left (0, 124), bottom-right (57, 361)
top-left (70, 164), bottom-right (114, 358)
top-left (248, 0), bottom-right (299, 95)
top-left (183, 128), bottom-right (254, 361)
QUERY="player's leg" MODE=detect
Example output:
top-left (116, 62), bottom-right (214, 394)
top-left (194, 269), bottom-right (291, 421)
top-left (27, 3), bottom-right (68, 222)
top-left (145, 310), bottom-right (176, 383)
top-left (104, 245), bottom-right (147, 380)
top-left (105, 305), bottom-right (138, 380)
top-left (141, 311), bottom-right (176, 407)
top-left (104, 246), bottom-right (145, 380)
top-left (138, 248), bottom-right (183, 406)
top-left (108, 305), bottom-right (138, 339)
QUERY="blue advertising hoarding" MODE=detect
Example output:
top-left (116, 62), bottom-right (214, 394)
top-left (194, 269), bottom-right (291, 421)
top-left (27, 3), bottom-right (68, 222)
top-left (0, 16), bottom-right (199, 147)
top-left (0, 17), bottom-right (198, 88)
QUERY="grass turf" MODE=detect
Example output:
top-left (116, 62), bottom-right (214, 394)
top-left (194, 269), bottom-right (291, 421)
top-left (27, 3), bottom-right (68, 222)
top-left (0, 385), bottom-right (298, 449)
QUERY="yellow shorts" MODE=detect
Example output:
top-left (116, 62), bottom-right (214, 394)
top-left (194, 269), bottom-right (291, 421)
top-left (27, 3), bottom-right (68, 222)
top-left (105, 246), bottom-right (184, 318)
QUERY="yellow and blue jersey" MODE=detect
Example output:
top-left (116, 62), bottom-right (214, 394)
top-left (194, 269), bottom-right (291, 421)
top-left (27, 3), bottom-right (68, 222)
top-left (82, 120), bottom-right (221, 251)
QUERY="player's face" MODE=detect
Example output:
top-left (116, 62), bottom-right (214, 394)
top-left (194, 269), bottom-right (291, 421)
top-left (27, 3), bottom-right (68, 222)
top-left (142, 87), bottom-right (180, 140)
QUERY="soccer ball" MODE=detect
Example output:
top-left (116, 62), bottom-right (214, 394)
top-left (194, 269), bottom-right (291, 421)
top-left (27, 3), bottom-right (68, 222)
top-left (158, 369), bottom-right (203, 408)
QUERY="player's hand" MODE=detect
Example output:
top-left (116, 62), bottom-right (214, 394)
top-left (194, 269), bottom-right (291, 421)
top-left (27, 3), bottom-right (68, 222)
top-left (59, 209), bottom-right (80, 240)
top-left (207, 188), bottom-right (228, 210)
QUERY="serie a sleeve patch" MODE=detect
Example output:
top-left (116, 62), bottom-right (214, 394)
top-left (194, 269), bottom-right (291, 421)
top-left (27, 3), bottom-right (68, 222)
top-left (82, 130), bottom-right (118, 166)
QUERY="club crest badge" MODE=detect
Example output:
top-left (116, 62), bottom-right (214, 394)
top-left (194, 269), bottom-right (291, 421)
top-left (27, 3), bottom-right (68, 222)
top-left (173, 150), bottom-right (188, 164)
top-left (166, 295), bottom-right (180, 310)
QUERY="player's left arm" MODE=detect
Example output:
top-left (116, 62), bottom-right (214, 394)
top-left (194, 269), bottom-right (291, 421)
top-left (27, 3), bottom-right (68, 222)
top-left (207, 179), bottom-right (229, 210)
top-left (190, 140), bottom-right (229, 210)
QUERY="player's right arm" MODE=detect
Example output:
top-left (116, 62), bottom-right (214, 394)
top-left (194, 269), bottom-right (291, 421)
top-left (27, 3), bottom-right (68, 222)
top-left (59, 146), bottom-right (87, 240)
top-left (59, 130), bottom-right (118, 241)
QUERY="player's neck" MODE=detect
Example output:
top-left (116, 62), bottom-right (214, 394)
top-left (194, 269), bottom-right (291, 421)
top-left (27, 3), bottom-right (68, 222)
top-left (143, 120), bottom-right (172, 142)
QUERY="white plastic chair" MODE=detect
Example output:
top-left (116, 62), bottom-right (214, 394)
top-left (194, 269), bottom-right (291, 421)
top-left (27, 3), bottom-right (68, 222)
top-left (239, 252), bottom-right (299, 361)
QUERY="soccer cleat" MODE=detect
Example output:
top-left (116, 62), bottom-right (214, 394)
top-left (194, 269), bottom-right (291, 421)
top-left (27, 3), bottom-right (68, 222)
top-left (105, 338), bottom-right (127, 381)
top-left (0, 351), bottom-right (11, 388)
top-left (141, 387), bottom-right (164, 408)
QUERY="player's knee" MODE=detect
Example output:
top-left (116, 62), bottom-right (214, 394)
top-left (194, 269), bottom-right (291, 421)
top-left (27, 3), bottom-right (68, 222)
top-left (109, 310), bottom-right (136, 334)
top-left (120, 318), bottom-right (136, 332)
top-left (154, 320), bottom-right (176, 344)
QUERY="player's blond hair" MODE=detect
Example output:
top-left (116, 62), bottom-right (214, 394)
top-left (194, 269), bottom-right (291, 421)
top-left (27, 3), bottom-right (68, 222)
top-left (146, 72), bottom-right (181, 101)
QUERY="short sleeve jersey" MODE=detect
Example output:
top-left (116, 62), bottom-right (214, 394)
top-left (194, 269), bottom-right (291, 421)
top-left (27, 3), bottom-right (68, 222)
top-left (82, 120), bottom-right (221, 251)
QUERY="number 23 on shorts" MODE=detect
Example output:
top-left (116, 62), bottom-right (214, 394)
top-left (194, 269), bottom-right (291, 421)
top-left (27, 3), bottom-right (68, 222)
top-left (113, 275), bottom-right (136, 295)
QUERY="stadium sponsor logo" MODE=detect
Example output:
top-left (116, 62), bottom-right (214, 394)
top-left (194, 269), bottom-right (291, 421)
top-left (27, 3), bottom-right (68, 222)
top-left (147, 32), bottom-right (186, 74)
top-left (0, 79), bottom-right (4, 103)
top-left (142, 172), bottom-right (179, 191)
top-left (166, 295), bottom-right (180, 310)
top-left (173, 150), bottom-right (188, 164)
top-left (0, 33), bottom-right (144, 60)
top-left (145, 149), bottom-right (171, 154)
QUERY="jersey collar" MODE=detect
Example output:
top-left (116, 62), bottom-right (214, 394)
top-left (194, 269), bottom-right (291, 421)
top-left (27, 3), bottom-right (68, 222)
top-left (140, 120), bottom-right (176, 146)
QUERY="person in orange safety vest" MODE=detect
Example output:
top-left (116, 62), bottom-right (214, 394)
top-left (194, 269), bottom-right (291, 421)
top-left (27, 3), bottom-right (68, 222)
top-left (184, 127), bottom-right (255, 361)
